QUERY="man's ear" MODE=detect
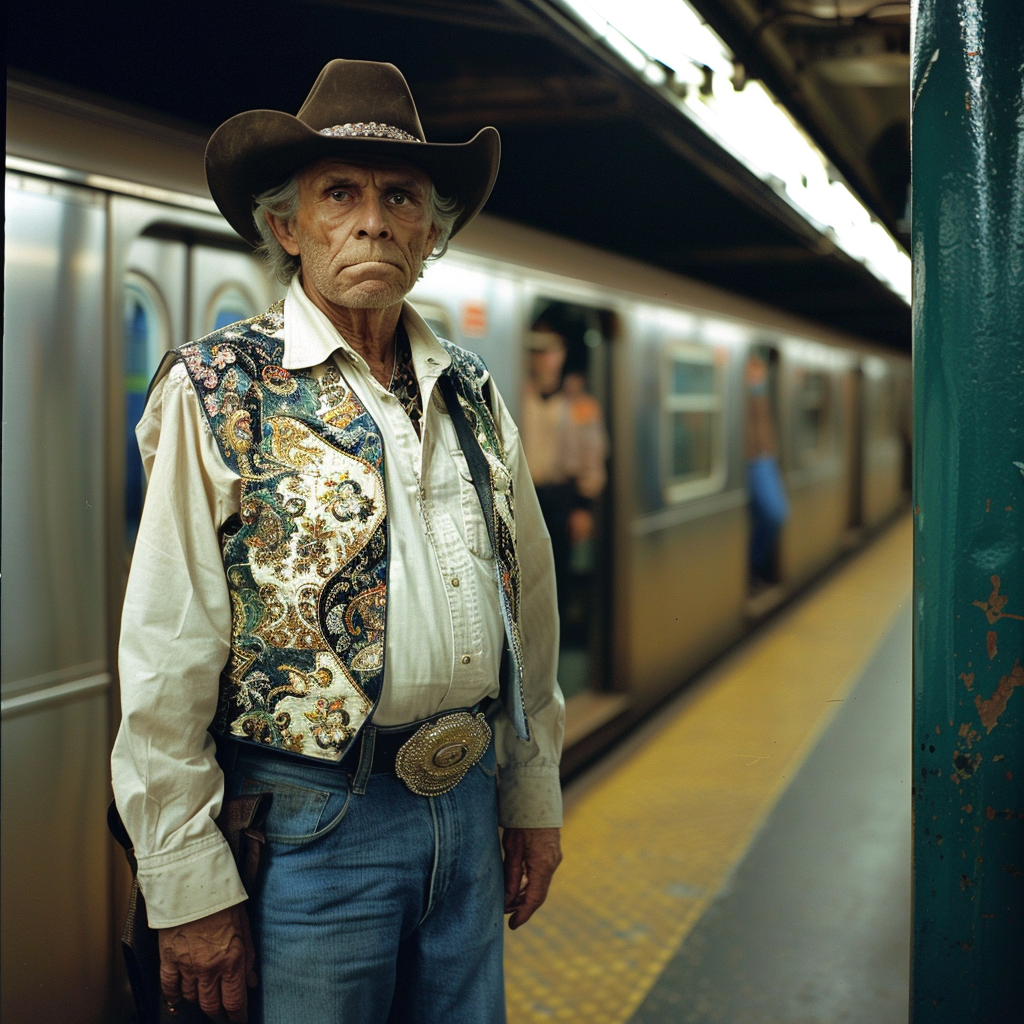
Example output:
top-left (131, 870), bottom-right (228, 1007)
top-left (265, 210), bottom-right (301, 257)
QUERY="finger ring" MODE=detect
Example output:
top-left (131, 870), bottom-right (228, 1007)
top-left (166, 1001), bottom-right (179, 1016)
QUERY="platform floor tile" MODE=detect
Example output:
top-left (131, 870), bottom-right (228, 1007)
top-left (632, 606), bottom-right (911, 1023)
top-left (504, 517), bottom-right (912, 1023)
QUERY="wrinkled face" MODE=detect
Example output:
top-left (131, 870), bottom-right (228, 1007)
top-left (270, 158), bottom-right (440, 310)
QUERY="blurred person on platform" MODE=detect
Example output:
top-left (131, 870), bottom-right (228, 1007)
top-left (111, 59), bottom-right (563, 1024)
top-left (746, 353), bottom-right (789, 586)
top-left (520, 325), bottom-right (608, 620)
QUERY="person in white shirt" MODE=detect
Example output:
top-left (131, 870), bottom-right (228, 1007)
top-left (111, 58), bottom-right (563, 1024)
top-left (520, 324), bottom-right (608, 627)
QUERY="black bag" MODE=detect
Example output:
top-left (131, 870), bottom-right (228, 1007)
top-left (107, 796), bottom-right (270, 1024)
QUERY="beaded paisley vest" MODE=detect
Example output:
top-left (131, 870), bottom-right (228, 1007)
top-left (169, 300), bottom-right (529, 764)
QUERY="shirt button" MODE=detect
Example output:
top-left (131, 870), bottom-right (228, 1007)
top-left (450, 576), bottom-right (460, 588)
top-left (461, 655), bottom-right (472, 665)
top-left (427, 357), bottom-right (439, 365)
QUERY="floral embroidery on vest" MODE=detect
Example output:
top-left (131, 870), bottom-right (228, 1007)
top-left (176, 302), bottom-right (386, 761)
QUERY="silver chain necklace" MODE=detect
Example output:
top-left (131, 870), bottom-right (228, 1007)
top-left (386, 327), bottom-right (400, 392)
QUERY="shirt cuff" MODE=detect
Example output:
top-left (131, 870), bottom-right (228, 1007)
top-left (136, 832), bottom-right (248, 928)
top-left (497, 764), bottom-right (563, 828)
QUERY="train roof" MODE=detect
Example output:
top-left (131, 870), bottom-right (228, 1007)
top-left (8, 73), bottom-right (905, 363)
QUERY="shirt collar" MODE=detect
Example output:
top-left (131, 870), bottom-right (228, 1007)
top-left (281, 274), bottom-right (452, 378)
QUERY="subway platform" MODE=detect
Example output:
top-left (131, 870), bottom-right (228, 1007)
top-left (505, 516), bottom-right (912, 1024)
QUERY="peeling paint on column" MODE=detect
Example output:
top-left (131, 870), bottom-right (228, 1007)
top-left (972, 576), bottom-right (1024, 625)
top-left (985, 631), bottom-right (997, 659)
top-left (975, 662), bottom-right (1024, 734)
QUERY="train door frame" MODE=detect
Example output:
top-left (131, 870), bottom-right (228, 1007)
top-left (2, 167), bottom-right (116, 1023)
top-left (518, 286), bottom-right (621, 707)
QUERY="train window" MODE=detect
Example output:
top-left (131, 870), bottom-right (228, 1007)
top-left (663, 347), bottom-right (725, 502)
top-left (793, 370), bottom-right (832, 460)
top-left (204, 282), bottom-right (258, 335)
top-left (124, 273), bottom-right (170, 550)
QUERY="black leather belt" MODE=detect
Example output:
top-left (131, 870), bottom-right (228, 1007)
top-left (337, 720), bottom-right (422, 774)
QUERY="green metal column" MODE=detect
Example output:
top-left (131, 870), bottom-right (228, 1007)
top-left (911, 2), bottom-right (1024, 1021)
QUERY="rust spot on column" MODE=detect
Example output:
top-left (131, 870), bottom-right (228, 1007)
top-left (987, 631), bottom-right (998, 659)
top-left (960, 672), bottom-right (975, 691)
top-left (986, 806), bottom-right (1023, 821)
top-left (958, 722), bottom-right (981, 748)
top-left (972, 576), bottom-right (1024, 624)
top-left (952, 749), bottom-right (983, 780)
top-left (974, 661), bottom-right (1024, 733)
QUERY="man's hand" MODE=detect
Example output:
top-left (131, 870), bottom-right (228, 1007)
top-left (158, 904), bottom-right (257, 1022)
top-left (502, 827), bottom-right (562, 930)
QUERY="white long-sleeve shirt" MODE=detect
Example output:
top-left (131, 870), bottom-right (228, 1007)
top-left (111, 277), bottom-right (564, 928)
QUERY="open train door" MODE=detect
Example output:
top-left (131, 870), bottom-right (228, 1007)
top-left (844, 363), bottom-right (865, 534)
top-left (519, 297), bottom-right (616, 703)
top-left (745, 343), bottom-right (786, 595)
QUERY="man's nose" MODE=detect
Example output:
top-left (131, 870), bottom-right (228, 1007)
top-left (354, 196), bottom-right (392, 239)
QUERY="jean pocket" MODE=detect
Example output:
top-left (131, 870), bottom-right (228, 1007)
top-left (241, 774), bottom-right (350, 846)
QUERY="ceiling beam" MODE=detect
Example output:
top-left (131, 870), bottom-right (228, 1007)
top-left (417, 73), bottom-right (630, 127)
top-left (665, 244), bottom-right (823, 266)
top-left (300, 0), bottom-right (540, 35)
top-left (679, 0), bottom-right (900, 229)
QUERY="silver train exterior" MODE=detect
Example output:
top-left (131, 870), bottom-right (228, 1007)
top-left (3, 79), bottom-right (910, 1024)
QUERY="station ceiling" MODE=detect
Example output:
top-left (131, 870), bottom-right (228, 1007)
top-left (7, 0), bottom-right (911, 350)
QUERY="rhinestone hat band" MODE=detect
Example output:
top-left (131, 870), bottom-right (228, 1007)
top-left (319, 122), bottom-right (421, 142)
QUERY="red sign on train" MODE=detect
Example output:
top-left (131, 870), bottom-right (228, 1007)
top-left (461, 301), bottom-right (488, 337)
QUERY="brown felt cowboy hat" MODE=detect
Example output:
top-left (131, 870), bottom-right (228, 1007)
top-left (206, 59), bottom-right (500, 247)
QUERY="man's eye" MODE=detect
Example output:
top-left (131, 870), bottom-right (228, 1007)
top-left (389, 194), bottom-right (410, 205)
top-left (330, 190), bottom-right (350, 201)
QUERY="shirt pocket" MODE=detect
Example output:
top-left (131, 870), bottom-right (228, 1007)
top-left (450, 449), bottom-right (494, 560)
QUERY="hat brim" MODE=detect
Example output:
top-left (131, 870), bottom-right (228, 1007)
top-left (206, 110), bottom-right (500, 247)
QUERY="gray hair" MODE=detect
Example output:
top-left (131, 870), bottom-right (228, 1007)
top-left (253, 174), bottom-right (462, 284)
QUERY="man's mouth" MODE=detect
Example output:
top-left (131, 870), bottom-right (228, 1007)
top-left (344, 255), bottom-right (402, 271)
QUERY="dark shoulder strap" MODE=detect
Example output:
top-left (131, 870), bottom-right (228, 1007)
top-left (438, 373), bottom-right (497, 555)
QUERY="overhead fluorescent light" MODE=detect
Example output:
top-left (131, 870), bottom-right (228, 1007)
top-left (552, 0), bottom-right (912, 304)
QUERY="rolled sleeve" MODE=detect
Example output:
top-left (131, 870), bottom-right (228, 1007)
top-left (110, 363), bottom-right (247, 927)
top-left (490, 385), bottom-right (565, 829)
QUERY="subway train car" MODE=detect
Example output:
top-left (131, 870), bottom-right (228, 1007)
top-left (2, 78), bottom-right (910, 1024)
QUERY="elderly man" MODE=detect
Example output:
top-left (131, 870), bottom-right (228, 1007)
top-left (111, 59), bottom-right (564, 1024)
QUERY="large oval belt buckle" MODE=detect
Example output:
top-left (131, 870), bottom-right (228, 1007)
top-left (394, 712), bottom-right (492, 796)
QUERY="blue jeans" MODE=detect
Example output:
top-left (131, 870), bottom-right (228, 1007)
top-left (747, 455), bottom-right (789, 582)
top-left (221, 740), bottom-right (506, 1024)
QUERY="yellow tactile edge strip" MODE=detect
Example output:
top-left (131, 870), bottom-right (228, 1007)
top-left (505, 516), bottom-right (912, 1024)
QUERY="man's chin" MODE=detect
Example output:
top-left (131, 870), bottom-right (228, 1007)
top-left (324, 281), bottom-right (407, 310)
top-left (342, 287), bottom-right (406, 310)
